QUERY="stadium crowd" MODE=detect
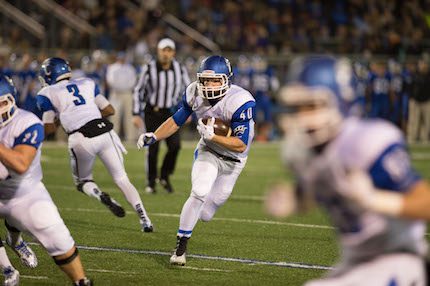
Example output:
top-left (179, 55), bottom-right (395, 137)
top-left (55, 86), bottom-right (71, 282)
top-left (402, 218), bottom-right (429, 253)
top-left (1, 0), bottom-right (430, 142)
top-left (1, 51), bottom-right (430, 143)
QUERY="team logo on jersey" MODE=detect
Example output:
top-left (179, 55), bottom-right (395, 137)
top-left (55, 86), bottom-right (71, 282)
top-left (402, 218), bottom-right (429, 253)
top-left (233, 125), bottom-right (247, 137)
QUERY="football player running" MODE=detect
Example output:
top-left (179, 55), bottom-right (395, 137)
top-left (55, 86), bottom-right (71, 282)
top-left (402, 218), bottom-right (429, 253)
top-left (267, 55), bottom-right (430, 285)
top-left (0, 75), bottom-right (92, 285)
top-left (36, 58), bottom-right (153, 232)
top-left (137, 55), bottom-right (256, 266)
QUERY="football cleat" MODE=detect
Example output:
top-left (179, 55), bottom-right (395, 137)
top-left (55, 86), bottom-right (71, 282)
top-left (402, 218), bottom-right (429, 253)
top-left (170, 236), bottom-right (188, 266)
top-left (73, 278), bottom-right (92, 286)
top-left (3, 267), bottom-right (19, 286)
top-left (160, 178), bottom-right (174, 193)
top-left (100, 192), bottom-right (126, 217)
top-left (6, 234), bottom-right (38, 268)
top-left (140, 219), bottom-right (154, 233)
top-left (142, 224), bottom-right (154, 233)
top-left (170, 253), bottom-right (186, 266)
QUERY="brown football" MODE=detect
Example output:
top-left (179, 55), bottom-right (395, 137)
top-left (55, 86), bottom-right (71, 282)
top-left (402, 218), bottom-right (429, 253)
top-left (201, 118), bottom-right (232, 137)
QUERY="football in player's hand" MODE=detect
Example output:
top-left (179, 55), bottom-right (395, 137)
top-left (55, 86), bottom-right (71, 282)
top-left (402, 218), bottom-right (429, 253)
top-left (202, 117), bottom-right (231, 137)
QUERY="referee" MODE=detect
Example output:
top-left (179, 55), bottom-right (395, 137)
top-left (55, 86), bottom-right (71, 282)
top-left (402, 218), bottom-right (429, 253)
top-left (132, 38), bottom-right (190, 193)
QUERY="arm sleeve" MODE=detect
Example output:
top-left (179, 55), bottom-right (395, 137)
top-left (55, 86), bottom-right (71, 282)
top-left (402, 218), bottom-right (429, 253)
top-left (13, 123), bottom-right (44, 148)
top-left (230, 100), bottom-right (256, 145)
top-left (94, 83), bottom-right (101, 97)
top-left (368, 143), bottom-right (421, 192)
top-left (172, 93), bottom-right (193, 126)
top-left (94, 94), bottom-right (110, 110)
top-left (133, 64), bottom-right (149, 115)
top-left (36, 94), bottom-right (55, 113)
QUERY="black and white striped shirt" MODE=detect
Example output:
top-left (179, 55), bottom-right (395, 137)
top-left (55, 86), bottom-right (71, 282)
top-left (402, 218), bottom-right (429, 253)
top-left (133, 59), bottom-right (190, 115)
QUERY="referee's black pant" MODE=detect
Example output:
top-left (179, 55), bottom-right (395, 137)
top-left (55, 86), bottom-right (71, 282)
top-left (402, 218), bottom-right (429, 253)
top-left (144, 105), bottom-right (181, 187)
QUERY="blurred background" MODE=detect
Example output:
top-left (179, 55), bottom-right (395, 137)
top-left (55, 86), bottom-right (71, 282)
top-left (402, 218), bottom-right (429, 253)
top-left (1, 0), bottom-right (430, 143)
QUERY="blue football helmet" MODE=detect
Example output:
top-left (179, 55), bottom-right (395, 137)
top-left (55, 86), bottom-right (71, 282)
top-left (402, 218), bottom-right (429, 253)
top-left (39, 57), bottom-right (72, 86)
top-left (0, 75), bottom-right (17, 127)
top-left (279, 55), bottom-right (356, 146)
top-left (197, 55), bottom-right (233, 100)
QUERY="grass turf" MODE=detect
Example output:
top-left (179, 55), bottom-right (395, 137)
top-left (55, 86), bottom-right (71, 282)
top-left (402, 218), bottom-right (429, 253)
top-left (4, 142), bottom-right (430, 285)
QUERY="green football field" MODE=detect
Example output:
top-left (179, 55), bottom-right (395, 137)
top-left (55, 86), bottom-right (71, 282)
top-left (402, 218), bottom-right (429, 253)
top-left (4, 142), bottom-right (430, 285)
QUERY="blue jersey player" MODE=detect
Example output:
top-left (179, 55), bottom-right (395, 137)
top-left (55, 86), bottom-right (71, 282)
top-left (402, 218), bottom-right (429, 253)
top-left (0, 75), bottom-right (92, 286)
top-left (137, 55), bottom-right (255, 266)
top-left (268, 56), bottom-right (430, 285)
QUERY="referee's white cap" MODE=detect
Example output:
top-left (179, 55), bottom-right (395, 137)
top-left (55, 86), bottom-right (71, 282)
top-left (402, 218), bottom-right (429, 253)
top-left (157, 38), bottom-right (176, 50)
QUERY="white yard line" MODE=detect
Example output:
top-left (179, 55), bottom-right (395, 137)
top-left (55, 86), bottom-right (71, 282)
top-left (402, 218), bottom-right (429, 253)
top-left (182, 266), bottom-right (233, 272)
top-left (24, 241), bottom-right (331, 270)
top-left (20, 275), bottom-right (49, 280)
top-left (61, 207), bottom-right (333, 230)
top-left (50, 184), bottom-right (265, 201)
top-left (87, 269), bottom-right (138, 275)
top-left (66, 244), bottom-right (332, 271)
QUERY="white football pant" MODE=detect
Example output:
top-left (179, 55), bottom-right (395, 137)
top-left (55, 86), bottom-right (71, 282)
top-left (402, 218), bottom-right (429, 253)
top-left (178, 147), bottom-right (246, 236)
top-left (0, 182), bottom-right (74, 256)
top-left (68, 130), bottom-right (151, 224)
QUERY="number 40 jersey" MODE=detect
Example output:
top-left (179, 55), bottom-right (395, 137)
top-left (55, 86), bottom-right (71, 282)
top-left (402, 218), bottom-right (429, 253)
top-left (36, 78), bottom-right (106, 134)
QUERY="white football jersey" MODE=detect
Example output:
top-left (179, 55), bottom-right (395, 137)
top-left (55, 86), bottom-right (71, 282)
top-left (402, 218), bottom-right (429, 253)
top-left (37, 78), bottom-right (102, 133)
top-left (289, 117), bottom-right (427, 267)
top-left (184, 82), bottom-right (255, 159)
top-left (0, 109), bottom-right (44, 199)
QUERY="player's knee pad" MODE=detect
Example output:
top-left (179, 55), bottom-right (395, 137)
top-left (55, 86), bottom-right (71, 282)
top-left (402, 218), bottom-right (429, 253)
top-left (199, 202), bottom-right (217, 222)
top-left (191, 182), bottom-right (212, 200)
top-left (76, 180), bottom-right (95, 193)
top-left (53, 247), bottom-right (79, 266)
top-left (190, 191), bottom-right (206, 202)
top-left (199, 209), bottom-right (214, 222)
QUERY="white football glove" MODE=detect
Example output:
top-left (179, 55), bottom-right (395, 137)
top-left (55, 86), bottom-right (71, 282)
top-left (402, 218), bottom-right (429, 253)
top-left (197, 117), bottom-right (215, 140)
top-left (137, 132), bottom-right (157, 150)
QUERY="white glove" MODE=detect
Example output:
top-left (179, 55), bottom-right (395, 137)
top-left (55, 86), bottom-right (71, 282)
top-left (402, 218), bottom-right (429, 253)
top-left (137, 132), bottom-right (157, 150)
top-left (197, 117), bottom-right (215, 140)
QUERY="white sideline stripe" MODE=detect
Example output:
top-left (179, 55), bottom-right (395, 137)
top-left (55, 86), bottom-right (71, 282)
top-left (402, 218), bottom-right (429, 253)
top-left (25, 241), bottom-right (331, 271)
top-left (87, 268), bottom-right (138, 275)
top-left (49, 184), bottom-right (265, 201)
top-left (73, 245), bottom-right (332, 271)
top-left (182, 266), bottom-right (233, 272)
top-left (62, 207), bottom-right (334, 230)
top-left (21, 275), bottom-right (49, 280)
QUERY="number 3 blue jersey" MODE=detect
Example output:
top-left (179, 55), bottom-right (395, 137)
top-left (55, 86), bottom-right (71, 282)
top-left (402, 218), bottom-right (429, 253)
top-left (36, 78), bottom-right (102, 133)
top-left (0, 109), bottom-right (44, 197)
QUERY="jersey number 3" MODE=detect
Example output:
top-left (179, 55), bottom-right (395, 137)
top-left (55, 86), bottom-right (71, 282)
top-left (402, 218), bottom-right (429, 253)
top-left (67, 84), bottom-right (86, 106)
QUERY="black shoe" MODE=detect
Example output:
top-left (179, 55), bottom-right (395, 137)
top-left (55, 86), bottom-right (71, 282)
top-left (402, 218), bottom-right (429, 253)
top-left (143, 225), bottom-right (154, 233)
top-left (174, 236), bottom-right (188, 256)
top-left (74, 278), bottom-right (92, 286)
top-left (160, 178), bottom-right (174, 193)
top-left (170, 236), bottom-right (188, 265)
top-left (100, 192), bottom-right (125, 217)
